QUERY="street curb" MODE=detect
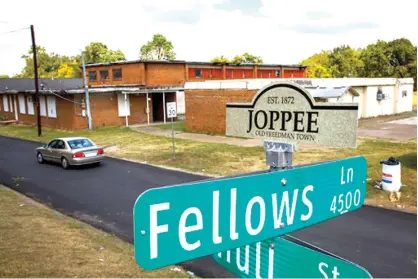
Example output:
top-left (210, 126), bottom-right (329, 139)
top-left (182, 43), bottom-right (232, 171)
top-left (363, 200), bottom-right (417, 215)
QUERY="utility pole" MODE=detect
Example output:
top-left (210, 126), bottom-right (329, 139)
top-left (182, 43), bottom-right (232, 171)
top-left (30, 25), bottom-right (41, 136)
top-left (81, 51), bottom-right (92, 130)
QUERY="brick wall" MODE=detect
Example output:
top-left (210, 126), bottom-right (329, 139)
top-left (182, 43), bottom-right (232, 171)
top-left (0, 93), bottom-right (77, 130)
top-left (89, 93), bottom-right (152, 128)
top-left (39, 96), bottom-right (75, 129)
top-left (185, 89), bottom-right (257, 134)
top-left (85, 62), bottom-right (307, 87)
top-left (87, 63), bottom-right (145, 87)
top-left (146, 63), bottom-right (186, 86)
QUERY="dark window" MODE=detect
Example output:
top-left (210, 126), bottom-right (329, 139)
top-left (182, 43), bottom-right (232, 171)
top-left (68, 138), bottom-right (94, 150)
top-left (402, 90), bottom-right (407, 97)
top-left (113, 68), bottom-right (122, 80)
top-left (275, 70), bottom-right (280, 77)
top-left (100, 70), bottom-right (109, 81)
top-left (47, 140), bottom-right (58, 148)
top-left (195, 69), bottom-right (202, 78)
top-left (55, 140), bottom-right (66, 149)
top-left (89, 71), bottom-right (97, 81)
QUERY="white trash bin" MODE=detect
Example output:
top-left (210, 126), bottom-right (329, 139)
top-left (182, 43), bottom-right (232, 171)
top-left (380, 157), bottom-right (402, 192)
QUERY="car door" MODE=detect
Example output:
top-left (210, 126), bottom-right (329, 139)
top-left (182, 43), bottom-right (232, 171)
top-left (43, 140), bottom-right (57, 160)
top-left (50, 140), bottom-right (66, 162)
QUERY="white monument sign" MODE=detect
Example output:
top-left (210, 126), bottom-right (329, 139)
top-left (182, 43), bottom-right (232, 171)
top-left (226, 81), bottom-right (359, 148)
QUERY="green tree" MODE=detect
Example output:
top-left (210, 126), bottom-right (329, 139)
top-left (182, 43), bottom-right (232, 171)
top-left (328, 45), bottom-right (364, 77)
top-left (83, 42), bottom-right (126, 64)
top-left (360, 40), bottom-right (392, 77)
top-left (17, 46), bottom-right (77, 78)
top-left (139, 33), bottom-right (176, 60)
top-left (387, 38), bottom-right (417, 79)
top-left (231, 52), bottom-right (263, 64)
top-left (210, 55), bottom-right (230, 63)
top-left (300, 51), bottom-right (332, 78)
top-left (359, 38), bottom-right (416, 88)
top-left (0, 74), bottom-right (9, 78)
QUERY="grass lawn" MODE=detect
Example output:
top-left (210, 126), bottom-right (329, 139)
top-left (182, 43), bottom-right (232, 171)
top-left (0, 124), bottom-right (416, 212)
top-left (0, 185), bottom-right (192, 277)
top-left (358, 111), bottom-right (417, 128)
top-left (153, 121), bottom-right (186, 132)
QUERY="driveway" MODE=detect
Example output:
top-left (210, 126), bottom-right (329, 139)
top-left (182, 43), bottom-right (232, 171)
top-left (0, 136), bottom-right (416, 278)
top-left (358, 117), bottom-right (417, 141)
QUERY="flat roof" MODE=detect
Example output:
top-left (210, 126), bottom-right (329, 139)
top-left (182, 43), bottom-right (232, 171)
top-left (85, 59), bottom-right (307, 69)
top-left (0, 78), bottom-right (82, 93)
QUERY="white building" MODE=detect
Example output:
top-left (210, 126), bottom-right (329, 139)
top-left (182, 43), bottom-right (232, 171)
top-left (185, 77), bottom-right (415, 119)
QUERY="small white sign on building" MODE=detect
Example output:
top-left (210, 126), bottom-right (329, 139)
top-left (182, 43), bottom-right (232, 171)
top-left (167, 102), bottom-right (177, 118)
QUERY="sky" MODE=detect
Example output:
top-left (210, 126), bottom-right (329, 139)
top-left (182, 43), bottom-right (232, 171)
top-left (0, 0), bottom-right (417, 76)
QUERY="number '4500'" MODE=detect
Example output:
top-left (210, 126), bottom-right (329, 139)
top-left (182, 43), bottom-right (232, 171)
top-left (330, 189), bottom-right (361, 214)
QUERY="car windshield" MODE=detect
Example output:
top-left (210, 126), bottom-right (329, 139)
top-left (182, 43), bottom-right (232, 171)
top-left (67, 139), bottom-right (94, 150)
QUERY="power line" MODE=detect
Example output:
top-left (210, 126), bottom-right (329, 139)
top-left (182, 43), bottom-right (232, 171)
top-left (0, 26), bottom-right (29, 36)
top-left (47, 90), bottom-right (83, 105)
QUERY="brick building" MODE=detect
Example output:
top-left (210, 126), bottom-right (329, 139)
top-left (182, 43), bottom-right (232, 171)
top-left (83, 60), bottom-right (307, 125)
top-left (0, 78), bottom-right (86, 130)
top-left (0, 60), bottom-right (307, 130)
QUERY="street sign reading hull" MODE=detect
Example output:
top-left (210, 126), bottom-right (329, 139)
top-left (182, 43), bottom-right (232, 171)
top-left (214, 235), bottom-right (372, 278)
top-left (226, 81), bottom-right (359, 148)
top-left (133, 156), bottom-right (367, 270)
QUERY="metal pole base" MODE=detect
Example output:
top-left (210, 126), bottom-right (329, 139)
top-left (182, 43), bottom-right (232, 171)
top-left (263, 140), bottom-right (296, 170)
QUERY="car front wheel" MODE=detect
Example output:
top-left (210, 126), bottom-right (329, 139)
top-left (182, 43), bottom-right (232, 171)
top-left (61, 157), bottom-right (70, 169)
top-left (37, 152), bottom-right (44, 164)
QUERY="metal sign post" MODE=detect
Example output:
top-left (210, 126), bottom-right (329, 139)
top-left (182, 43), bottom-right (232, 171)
top-left (166, 102), bottom-right (177, 158)
top-left (263, 140), bottom-right (296, 170)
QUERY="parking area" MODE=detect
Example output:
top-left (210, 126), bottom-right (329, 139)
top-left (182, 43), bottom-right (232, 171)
top-left (357, 117), bottom-right (417, 141)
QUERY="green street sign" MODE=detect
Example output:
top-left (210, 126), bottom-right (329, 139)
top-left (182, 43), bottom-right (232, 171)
top-left (133, 156), bottom-right (367, 270)
top-left (214, 235), bottom-right (372, 278)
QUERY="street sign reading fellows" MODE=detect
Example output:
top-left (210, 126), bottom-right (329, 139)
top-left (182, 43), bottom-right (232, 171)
top-left (214, 235), bottom-right (372, 279)
top-left (226, 81), bottom-right (359, 148)
top-left (133, 156), bottom-right (367, 270)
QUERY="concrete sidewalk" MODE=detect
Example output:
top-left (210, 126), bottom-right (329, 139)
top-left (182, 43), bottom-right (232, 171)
top-left (357, 116), bottom-right (417, 141)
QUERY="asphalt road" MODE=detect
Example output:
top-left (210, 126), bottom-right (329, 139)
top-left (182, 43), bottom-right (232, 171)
top-left (0, 136), bottom-right (416, 278)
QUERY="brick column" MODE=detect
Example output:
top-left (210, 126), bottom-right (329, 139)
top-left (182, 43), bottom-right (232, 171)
top-left (185, 64), bottom-right (189, 81)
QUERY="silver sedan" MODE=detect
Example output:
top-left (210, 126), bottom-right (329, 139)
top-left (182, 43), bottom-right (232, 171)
top-left (36, 137), bottom-right (105, 169)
